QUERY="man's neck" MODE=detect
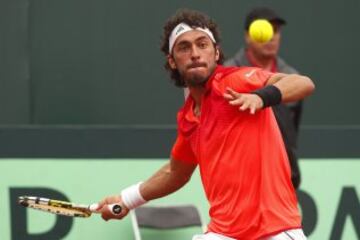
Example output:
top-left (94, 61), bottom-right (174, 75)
top-left (246, 49), bottom-right (275, 72)
top-left (189, 86), bottom-right (206, 106)
top-left (189, 87), bottom-right (205, 117)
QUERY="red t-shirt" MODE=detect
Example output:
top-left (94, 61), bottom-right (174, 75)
top-left (171, 65), bottom-right (301, 239)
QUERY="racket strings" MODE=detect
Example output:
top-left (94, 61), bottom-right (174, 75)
top-left (28, 203), bottom-right (91, 217)
top-left (18, 196), bottom-right (92, 218)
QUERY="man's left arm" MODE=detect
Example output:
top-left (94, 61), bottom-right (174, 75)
top-left (267, 73), bottom-right (315, 103)
top-left (224, 73), bottom-right (315, 114)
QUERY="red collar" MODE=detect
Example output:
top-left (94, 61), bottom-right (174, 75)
top-left (204, 65), bottom-right (239, 90)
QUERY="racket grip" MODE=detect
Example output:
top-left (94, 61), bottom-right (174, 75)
top-left (109, 204), bottom-right (122, 215)
top-left (89, 203), bottom-right (122, 215)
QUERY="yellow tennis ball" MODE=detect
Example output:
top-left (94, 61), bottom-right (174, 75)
top-left (249, 19), bottom-right (274, 43)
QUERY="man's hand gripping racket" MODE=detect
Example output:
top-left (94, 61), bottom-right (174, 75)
top-left (18, 196), bottom-right (126, 219)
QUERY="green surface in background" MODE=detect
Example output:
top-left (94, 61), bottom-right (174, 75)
top-left (0, 160), bottom-right (208, 240)
top-left (1, 159), bottom-right (359, 240)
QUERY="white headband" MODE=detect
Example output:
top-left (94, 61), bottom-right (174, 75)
top-left (168, 22), bottom-right (216, 53)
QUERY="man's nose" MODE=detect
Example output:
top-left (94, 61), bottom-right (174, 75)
top-left (190, 46), bottom-right (200, 59)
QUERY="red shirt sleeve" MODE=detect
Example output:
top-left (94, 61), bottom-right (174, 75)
top-left (223, 67), bottom-right (274, 93)
top-left (171, 133), bottom-right (197, 164)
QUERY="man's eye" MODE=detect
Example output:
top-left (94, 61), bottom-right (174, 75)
top-left (199, 42), bottom-right (208, 48)
top-left (178, 45), bottom-right (189, 51)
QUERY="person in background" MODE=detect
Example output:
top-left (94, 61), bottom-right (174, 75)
top-left (225, 6), bottom-right (303, 189)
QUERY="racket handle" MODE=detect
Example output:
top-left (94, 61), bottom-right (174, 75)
top-left (110, 204), bottom-right (122, 215)
top-left (89, 203), bottom-right (122, 215)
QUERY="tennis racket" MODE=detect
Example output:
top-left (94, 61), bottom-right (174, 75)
top-left (18, 196), bottom-right (122, 218)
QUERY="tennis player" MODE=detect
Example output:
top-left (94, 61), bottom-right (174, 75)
top-left (97, 9), bottom-right (315, 240)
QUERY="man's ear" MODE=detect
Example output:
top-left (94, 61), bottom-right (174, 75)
top-left (215, 46), bottom-right (220, 61)
top-left (167, 55), bottom-right (177, 70)
top-left (244, 31), bottom-right (251, 45)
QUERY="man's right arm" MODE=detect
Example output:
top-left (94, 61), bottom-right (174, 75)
top-left (98, 157), bottom-right (197, 220)
top-left (140, 157), bottom-right (197, 201)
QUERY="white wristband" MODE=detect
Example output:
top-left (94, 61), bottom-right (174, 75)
top-left (121, 182), bottom-right (147, 210)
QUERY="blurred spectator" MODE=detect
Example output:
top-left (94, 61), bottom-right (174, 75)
top-left (225, 6), bottom-right (302, 189)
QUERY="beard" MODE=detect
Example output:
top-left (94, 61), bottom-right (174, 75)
top-left (184, 71), bottom-right (209, 87)
top-left (182, 62), bottom-right (216, 87)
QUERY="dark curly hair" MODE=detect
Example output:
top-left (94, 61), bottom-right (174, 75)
top-left (160, 9), bottom-right (225, 87)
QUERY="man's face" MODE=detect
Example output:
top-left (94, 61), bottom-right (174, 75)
top-left (168, 30), bottom-right (219, 87)
top-left (245, 22), bottom-right (282, 59)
